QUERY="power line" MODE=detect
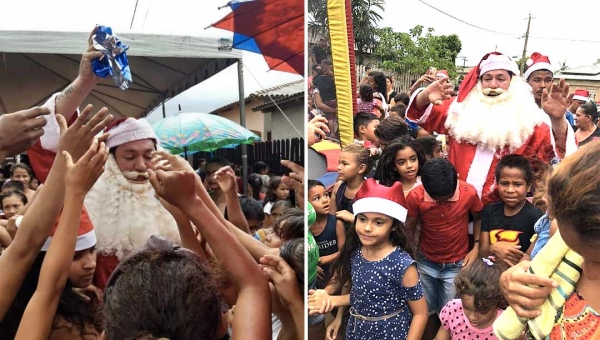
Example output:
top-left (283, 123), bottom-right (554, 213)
top-left (414, 0), bottom-right (600, 43)
top-left (130, 0), bottom-right (139, 29)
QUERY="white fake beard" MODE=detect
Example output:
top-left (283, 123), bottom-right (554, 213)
top-left (84, 154), bottom-right (181, 259)
top-left (446, 77), bottom-right (546, 151)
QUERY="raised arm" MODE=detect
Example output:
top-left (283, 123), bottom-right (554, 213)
top-left (215, 166), bottom-right (251, 234)
top-left (15, 139), bottom-right (108, 340)
top-left (0, 107), bottom-right (111, 320)
top-left (149, 169), bottom-right (271, 340)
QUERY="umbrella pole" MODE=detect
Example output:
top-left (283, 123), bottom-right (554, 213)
top-left (184, 146), bottom-right (188, 160)
top-left (238, 58), bottom-right (248, 195)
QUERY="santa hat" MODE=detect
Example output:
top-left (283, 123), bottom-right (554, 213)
top-left (15, 206), bottom-right (96, 252)
top-left (524, 52), bottom-right (553, 80)
top-left (352, 178), bottom-right (408, 223)
top-left (573, 89), bottom-right (590, 102)
top-left (458, 52), bottom-right (520, 103)
top-left (104, 117), bottom-right (159, 149)
top-left (436, 70), bottom-right (449, 79)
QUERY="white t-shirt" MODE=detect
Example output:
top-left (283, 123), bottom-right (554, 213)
top-left (264, 201), bottom-right (274, 215)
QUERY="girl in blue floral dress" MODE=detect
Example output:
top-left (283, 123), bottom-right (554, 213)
top-left (308, 178), bottom-right (428, 340)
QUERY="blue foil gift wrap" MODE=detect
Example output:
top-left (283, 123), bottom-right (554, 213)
top-left (91, 26), bottom-right (132, 90)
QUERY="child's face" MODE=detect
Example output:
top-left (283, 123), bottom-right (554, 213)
top-left (275, 183), bottom-right (290, 200)
top-left (11, 168), bottom-right (30, 185)
top-left (69, 247), bottom-right (97, 288)
top-left (263, 224), bottom-right (284, 248)
top-left (394, 147), bottom-right (419, 182)
top-left (362, 120), bottom-right (380, 144)
top-left (497, 167), bottom-right (531, 209)
top-left (308, 185), bottom-right (331, 215)
top-left (247, 219), bottom-right (263, 236)
top-left (2, 195), bottom-right (24, 218)
top-left (354, 212), bottom-right (394, 247)
top-left (460, 294), bottom-right (497, 329)
top-left (432, 143), bottom-right (443, 159)
top-left (338, 151), bottom-right (363, 181)
top-left (270, 206), bottom-right (286, 225)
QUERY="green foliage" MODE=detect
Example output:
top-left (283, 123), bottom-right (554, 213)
top-left (374, 25), bottom-right (462, 78)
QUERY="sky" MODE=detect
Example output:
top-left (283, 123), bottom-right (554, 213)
top-left (0, 0), bottom-right (303, 122)
top-left (378, 0), bottom-right (600, 69)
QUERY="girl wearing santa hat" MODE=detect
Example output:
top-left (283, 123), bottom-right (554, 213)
top-left (309, 178), bottom-right (428, 340)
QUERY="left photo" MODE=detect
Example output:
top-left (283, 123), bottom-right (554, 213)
top-left (0, 0), bottom-right (305, 339)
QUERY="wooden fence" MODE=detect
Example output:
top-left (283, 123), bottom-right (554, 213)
top-left (355, 64), bottom-right (420, 94)
top-left (191, 138), bottom-right (305, 176)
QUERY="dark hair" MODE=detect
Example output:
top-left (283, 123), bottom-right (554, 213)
top-left (341, 143), bottom-right (375, 177)
top-left (454, 257), bottom-right (507, 312)
top-left (359, 83), bottom-right (374, 102)
top-left (0, 252), bottom-right (102, 339)
top-left (330, 217), bottom-right (412, 286)
top-left (1, 180), bottom-right (25, 193)
top-left (238, 195), bottom-right (265, 222)
top-left (274, 207), bottom-right (304, 242)
top-left (393, 92), bottom-right (410, 107)
top-left (578, 101), bottom-right (599, 121)
top-left (375, 138), bottom-right (427, 187)
top-left (264, 176), bottom-right (286, 205)
top-left (413, 136), bottom-right (440, 159)
top-left (353, 112), bottom-right (379, 137)
top-left (494, 154), bottom-right (534, 185)
top-left (390, 105), bottom-right (407, 118)
top-left (205, 157), bottom-right (231, 169)
top-left (374, 116), bottom-right (410, 142)
top-left (198, 158), bottom-right (206, 165)
top-left (547, 141), bottom-right (600, 247)
top-left (247, 173), bottom-right (263, 200)
top-left (308, 179), bottom-right (325, 191)
top-left (420, 158), bottom-right (458, 199)
top-left (10, 163), bottom-right (32, 177)
top-left (103, 248), bottom-right (222, 339)
top-left (386, 75), bottom-right (394, 85)
top-left (279, 238), bottom-right (304, 294)
top-left (0, 189), bottom-right (28, 207)
top-left (368, 71), bottom-right (387, 94)
top-left (253, 161), bottom-right (268, 174)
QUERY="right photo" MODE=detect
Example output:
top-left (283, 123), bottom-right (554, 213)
top-left (306, 1), bottom-right (600, 340)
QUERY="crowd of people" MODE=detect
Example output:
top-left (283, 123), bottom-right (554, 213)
top-left (307, 48), bottom-right (599, 340)
top-left (0, 26), bottom-right (305, 340)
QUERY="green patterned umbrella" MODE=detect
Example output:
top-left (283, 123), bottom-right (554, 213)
top-left (151, 112), bottom-right (261, 156)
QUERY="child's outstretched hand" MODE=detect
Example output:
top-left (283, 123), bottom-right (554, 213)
top-left (259, 255), bottom-right (302, 308)
top-left (148, 169), bottom-right (197, 210)
top-left (63, 139), bottom-right (108, 195)
top-left (308, 289), bottom-right (334, 315)
top-left (151, 150), bottom-right (194, 173)
top-left (214, 166), bottom-right (238, 194)
top-left (57, 105), bottom-right (112, 163)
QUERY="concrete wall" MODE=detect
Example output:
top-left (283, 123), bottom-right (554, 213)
top-left (216, 99), bottom-right (266, 138)
top-left (263, 100), bottom-right (305, 141)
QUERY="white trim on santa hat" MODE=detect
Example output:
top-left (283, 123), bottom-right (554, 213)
top-left (573, 95), bottom-right (590, 102)
top-left (479, 54), bottom-right (520, 77)
top-left (106, 118), bottom-right (159, 149)
top-left (523, 62), bottom-right (553, 80)
top-left (353, 197), bottom-right (408, 223)
top-left (15, 216), bottom-right (97, 252)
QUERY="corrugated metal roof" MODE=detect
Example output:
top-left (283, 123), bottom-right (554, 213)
top-left (556, 65), bottom-right (600, 81)
top-left (210, 79), bottom-right (304, 113)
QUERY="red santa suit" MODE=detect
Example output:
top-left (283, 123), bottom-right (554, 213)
top-left (28, 93), bottom-right (181, 289)
top-left (407, 53), bottom-right (575, 205)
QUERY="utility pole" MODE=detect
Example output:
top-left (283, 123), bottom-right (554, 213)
top-left (459, 56), bottom-right (468, 68)
top-left (520, 14), bottom-right (533, 77)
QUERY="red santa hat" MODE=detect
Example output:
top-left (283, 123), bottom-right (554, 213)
top-left (15, 207), bottom-right (96, 251)
top-left (436, 70), bottom-right (449, 79)
top-left (352, 178), bottom-right (408, 223)
top-left (524, 52), bottom-right (553, 80)
top-left (104, 117), bottom-right (159, 149)
top-left (573, 89), bottom-right (590, 102)
top-left (458, 52), bottom-right (520, 103)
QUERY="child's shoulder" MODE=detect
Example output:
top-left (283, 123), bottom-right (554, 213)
top-left (440, 298), bottom-right (463, 317)
top-left (484, 200), bottom-right (505, 211)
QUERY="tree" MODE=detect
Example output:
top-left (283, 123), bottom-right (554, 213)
top-left (374, 25), bottom-right (462, 78)
top-left (308, 0), bottom-right (385, 64)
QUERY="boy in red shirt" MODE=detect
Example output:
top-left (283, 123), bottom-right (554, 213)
top-left (404, 158), bottom-right (483, 336)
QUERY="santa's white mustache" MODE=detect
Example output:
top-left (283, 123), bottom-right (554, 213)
top-left (122, 171), bottom-right (150, 180)
top-left (482, 88), bottom-right (507, 96)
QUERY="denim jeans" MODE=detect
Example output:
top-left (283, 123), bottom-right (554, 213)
top-left (417, 251), bottom-right (463, 315)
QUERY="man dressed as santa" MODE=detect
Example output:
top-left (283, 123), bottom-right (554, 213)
top-left (26, 30), bottom-right (180, 288)
top-left (407, 52), bottom-right (576, 205)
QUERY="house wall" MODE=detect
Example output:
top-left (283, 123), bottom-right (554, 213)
top-left (263, 100), bottom-right (305, 141)
top-left (556, 79), bottom-right (600, 102)
top-left (216, 99), bottom-right (265, 138)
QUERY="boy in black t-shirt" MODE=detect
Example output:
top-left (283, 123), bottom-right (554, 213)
top-left (479, 155), bottom-right (544, 267)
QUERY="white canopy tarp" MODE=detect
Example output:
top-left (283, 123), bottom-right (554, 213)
top-left (0, 30), bottom-right (242, 117)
